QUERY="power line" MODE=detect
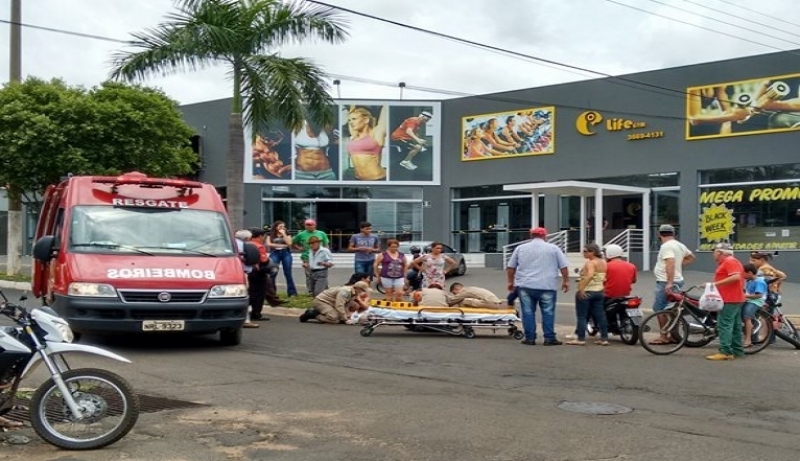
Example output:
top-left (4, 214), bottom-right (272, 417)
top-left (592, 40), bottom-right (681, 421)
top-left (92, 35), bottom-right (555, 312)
top-left (642, 0), bottom-right (800, 48)
top-left (715, 0), bottom-right (800, 31)
top-left (677, 0), bottom-right (800, 40)
top-left (0, 18), bottom-right (128, 44)
top-left (306, 0), bottom-right (695, 101)
top-left (0, 9), bottom-right (778, 124)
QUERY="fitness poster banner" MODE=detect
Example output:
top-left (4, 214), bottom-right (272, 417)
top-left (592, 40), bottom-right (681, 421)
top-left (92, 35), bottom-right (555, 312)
top-left (461, 106), bottom-right (555, 161)
top-left (686, 72), bottom-right (800, 140)
top-left (244, 100), bottom-right (441, 185)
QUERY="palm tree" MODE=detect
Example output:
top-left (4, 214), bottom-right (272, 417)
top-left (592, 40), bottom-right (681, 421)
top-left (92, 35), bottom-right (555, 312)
top-left (111, 0), bottom-right (348, 229)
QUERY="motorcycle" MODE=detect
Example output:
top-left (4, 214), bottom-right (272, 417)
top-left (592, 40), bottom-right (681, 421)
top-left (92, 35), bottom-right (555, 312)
top-left (586, 296), bottom-right (643, 345)
top-left (0, 290), bottom-right (140, 450)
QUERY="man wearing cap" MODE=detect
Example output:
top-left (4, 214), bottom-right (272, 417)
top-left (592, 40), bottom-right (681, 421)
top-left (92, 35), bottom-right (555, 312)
top-left (391, 111), bottom-right (432, 171)
top-left (707, 243), bottom-right (746, 360)
top-left (292, 219), bottom-right (330, 294)
top-left (649, 224), bottom-right (695, 345)
top-left (506, 227), bottom-right (570, 346)
top-left (299, 281), bottom-right (372, 324)
top-left (307, 235), bottom-right (334, 296)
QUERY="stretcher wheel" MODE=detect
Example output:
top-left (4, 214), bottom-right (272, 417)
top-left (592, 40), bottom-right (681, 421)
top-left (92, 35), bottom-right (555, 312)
top-left (463, 328), bottom-right (476, 339)
top-left (360, 327), bottom-right (374, 337)
top-left (513, 331), bottom-right (524, 340)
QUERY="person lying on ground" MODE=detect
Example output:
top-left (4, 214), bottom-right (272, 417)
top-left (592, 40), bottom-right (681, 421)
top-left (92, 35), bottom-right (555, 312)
top-left (412, 283), bottom-right (450, 307)
top-left (448, 282), bottom-right (507, 309)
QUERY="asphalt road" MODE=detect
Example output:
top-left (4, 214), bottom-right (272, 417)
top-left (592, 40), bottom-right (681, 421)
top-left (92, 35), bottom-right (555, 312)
top-left (3, 268), bottom-right (800, 460)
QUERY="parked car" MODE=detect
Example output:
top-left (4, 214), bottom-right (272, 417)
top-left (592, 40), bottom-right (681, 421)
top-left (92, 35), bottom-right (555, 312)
top-left (397, 241), bottom-right (467, 276)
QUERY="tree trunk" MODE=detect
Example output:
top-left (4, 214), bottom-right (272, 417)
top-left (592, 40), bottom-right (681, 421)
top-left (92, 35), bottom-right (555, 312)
top-left (227, 112), bottom-right (245, 231)
top-left (5, 190), bottom-right (23, 276)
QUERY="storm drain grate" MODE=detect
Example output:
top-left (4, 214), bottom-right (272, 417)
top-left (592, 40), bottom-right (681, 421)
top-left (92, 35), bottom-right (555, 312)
top-left (3, 393), bottom-right (207, 426)
top-left (557, 400), bottom-right (633, 415)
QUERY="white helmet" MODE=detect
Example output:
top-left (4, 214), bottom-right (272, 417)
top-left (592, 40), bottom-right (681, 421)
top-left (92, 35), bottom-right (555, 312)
top-left (604, 244), bottom-right (624, 259)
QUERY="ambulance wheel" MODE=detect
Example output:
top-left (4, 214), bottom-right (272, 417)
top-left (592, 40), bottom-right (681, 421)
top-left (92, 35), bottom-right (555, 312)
top-left (463, 328), bottom-right (476, 339)
top-left (513, 331), bottom-right (524, 340)
top-left (360, 327), bottom-right (373, 337)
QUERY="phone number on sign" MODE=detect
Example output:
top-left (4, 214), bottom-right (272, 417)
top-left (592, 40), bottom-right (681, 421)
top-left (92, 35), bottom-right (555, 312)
top-left (627, 131), bottom-right (664, 141)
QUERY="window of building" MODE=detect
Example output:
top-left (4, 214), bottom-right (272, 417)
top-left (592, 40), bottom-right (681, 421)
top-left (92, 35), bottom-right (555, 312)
top-left (697, 180), bottom-right (800, 251)
top-left (700, 163), bottom-right (800, 185)
top-left (450, 194), bottom-right (540, 253)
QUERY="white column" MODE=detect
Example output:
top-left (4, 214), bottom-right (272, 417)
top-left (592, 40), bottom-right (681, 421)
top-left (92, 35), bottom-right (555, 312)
top-left (642, 190), bottom-right (651, 271)
top-left (531, 193), bottom-right (540, 230)
top-left (579, 195), bottom-right (586, 252)
top-left (594, 187), bottom-right (604, 246)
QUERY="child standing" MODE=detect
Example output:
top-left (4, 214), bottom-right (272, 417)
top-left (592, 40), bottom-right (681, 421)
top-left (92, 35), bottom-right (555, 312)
top-left (742, 263), bottom-right (768, 348)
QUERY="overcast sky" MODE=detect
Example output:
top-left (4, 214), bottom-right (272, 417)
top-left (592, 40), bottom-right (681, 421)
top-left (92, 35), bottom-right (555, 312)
top-left (1, 0), bottom-right (800, 105)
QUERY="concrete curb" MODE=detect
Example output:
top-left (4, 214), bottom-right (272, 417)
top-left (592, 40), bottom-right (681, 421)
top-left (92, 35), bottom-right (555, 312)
top-left (0, 280), bottom-right (32, 291)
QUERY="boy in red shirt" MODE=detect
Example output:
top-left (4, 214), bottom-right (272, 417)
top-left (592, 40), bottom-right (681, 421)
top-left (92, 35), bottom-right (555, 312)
top-left (707, 242), bottom-right (746, 361)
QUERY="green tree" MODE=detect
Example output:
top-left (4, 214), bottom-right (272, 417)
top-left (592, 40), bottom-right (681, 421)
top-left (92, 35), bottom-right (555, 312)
top-left (110, 0), bottom-right (348, 230)
top-left (0, 78), bottom-right (198, 199)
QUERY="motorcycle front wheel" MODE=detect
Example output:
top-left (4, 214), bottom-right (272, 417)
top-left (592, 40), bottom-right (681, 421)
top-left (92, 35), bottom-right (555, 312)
top-left (30, 368), bottom-right (140, 450)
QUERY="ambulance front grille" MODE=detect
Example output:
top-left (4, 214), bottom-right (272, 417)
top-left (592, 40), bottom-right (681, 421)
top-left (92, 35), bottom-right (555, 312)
top-left (118, 290), bottom-right (207, 304)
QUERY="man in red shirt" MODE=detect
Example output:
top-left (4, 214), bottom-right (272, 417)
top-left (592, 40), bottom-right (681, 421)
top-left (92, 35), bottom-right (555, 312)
top-left (391, 111), bottom-right (432, 170)
top-left (603, 244), bottom-right (637, 299)
top-left (707, 242), bottom-right (746, 361)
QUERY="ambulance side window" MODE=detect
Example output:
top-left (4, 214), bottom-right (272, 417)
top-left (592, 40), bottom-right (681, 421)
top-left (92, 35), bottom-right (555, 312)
top-left (52, 208), bottom-right (65, 250)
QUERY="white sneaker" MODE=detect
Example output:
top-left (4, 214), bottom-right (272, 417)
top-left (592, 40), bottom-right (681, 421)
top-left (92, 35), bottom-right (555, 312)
top-left (399, 160), bottom-right (417, 170)
top-left (565, 334), bottom-right (578, 340)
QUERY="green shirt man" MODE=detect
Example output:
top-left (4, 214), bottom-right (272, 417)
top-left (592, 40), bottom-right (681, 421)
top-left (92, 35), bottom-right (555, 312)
top-left (292, 219), bottom-right (330, 263)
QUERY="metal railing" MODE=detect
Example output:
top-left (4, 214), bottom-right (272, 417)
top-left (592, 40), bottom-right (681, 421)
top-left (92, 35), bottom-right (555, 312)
top-left (502, 230), bottom-right (569, 269)
top-left (603, 228), bottom-right (645, 254)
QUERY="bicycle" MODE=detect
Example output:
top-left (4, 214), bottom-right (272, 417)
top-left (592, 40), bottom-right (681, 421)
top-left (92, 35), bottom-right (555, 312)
top-left (764, 279), bottom-right (800, 349)
top-left (639, 285), bottom-right (773, 356)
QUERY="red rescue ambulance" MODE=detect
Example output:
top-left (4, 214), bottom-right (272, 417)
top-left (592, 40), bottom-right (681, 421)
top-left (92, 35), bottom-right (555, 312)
top-left (31, 172), bottom-right (255, 346)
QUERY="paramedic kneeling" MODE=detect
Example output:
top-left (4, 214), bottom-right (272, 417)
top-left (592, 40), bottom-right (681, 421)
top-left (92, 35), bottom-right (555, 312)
top-left (300, 281), bottom-right (372, 324)
top-left (448, 283), bottom-right (506, 309)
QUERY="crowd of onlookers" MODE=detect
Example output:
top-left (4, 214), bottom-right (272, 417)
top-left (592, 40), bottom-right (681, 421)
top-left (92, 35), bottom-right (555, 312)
top-left (234, 220), bottom-right (789, 360)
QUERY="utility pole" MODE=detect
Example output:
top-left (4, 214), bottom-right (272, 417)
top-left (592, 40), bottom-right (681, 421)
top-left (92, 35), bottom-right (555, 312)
top-left (6, 0), bottom-right (23, 276)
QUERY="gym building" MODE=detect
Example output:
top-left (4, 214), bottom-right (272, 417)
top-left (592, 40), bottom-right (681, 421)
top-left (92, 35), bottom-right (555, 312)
top-left (180, 48), bottom-right (800, 275)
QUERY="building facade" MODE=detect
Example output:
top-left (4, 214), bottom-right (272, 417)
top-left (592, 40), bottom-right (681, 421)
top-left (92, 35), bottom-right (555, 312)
top-left (181, 49), bottom-right (800, 274)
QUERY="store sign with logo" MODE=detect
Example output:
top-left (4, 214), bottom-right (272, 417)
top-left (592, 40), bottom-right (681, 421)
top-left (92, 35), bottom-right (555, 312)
top-left (575, 110), bottom-right (664, 141)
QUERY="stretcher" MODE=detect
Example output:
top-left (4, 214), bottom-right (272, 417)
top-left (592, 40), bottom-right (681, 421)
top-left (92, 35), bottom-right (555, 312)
top-left (358, 300), bottom-right (523, 339)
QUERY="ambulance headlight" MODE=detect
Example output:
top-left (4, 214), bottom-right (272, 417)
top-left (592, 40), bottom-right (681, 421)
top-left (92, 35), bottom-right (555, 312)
top-left (68, 283), bottom-right (118, 297)
top-left (209, 284), bottom-right (248, 298)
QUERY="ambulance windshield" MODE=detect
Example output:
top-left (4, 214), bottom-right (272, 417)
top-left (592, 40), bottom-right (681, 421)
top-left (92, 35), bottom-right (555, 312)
top-left (68, 206), bottom-right (235, 256)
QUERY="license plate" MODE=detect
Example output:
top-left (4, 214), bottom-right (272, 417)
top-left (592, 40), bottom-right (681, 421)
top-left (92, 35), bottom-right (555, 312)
top-left (142, 320), bottom-right (185, 331)
top-left (627, 309), bottom-right (643, 317)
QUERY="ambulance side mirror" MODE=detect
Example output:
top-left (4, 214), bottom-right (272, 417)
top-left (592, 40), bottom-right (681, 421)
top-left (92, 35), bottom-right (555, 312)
top-left (33, 235), bottom-right (56, 262)
top-left (241, 242), bottom-right (260, 266)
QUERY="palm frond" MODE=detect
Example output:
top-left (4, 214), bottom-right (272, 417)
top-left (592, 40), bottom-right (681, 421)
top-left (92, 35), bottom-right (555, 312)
top-left (248, 0), bottom-right (348, 52)
top-left (239, 54), bottom-right (335, 132)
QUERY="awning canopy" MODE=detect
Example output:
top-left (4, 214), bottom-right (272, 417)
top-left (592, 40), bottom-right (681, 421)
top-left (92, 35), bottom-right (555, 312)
top-left (503, 180), bottom-right (651, 270)
top-left (504, 180), bottom-right (650, 197)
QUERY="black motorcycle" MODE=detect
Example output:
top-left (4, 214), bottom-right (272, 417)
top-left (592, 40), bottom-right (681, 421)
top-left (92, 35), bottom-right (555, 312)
top-left (587, 296), bottom-right (643, 345)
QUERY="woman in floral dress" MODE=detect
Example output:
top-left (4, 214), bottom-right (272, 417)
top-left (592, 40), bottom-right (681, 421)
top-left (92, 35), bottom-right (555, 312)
top-left (412, 242), bottom-right (456, 289)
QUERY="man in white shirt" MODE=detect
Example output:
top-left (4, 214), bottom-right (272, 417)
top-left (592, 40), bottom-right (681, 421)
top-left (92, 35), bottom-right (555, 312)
top-left (650, 224), bottom-right (696, 344)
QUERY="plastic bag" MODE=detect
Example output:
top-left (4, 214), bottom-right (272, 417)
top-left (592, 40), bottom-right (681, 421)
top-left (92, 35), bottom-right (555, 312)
top-left (699, 283), bottom-right (724, 312)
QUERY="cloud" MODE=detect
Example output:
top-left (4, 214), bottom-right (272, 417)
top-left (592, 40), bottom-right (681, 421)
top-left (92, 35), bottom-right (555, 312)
top-left (1, 0), bottom-right (799, 105)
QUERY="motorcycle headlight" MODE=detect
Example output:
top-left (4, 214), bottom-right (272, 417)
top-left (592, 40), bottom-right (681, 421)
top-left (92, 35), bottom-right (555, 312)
top-left (55, 322), bottom-right (74, 343)
top-left (68, 282), bottom-right (118, 297)
top-left (208, 284), bottom-right (248, 298)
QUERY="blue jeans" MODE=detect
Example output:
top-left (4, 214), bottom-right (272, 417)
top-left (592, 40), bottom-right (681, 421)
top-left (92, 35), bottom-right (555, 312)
top-left (576, 291), bottom-right (607, 340)
top-left (653, 280), bottom-right (684, 312)
top-left (355, 260), bottom-right (375, 279)
top-left (269, 249), bottom-right (297, 296)
top-left (518, 288), bottom-right (558, 342)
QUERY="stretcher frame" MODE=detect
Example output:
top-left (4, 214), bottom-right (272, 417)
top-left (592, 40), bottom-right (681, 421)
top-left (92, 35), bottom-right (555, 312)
top-left (359, 300), bottom-right (524, 339)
